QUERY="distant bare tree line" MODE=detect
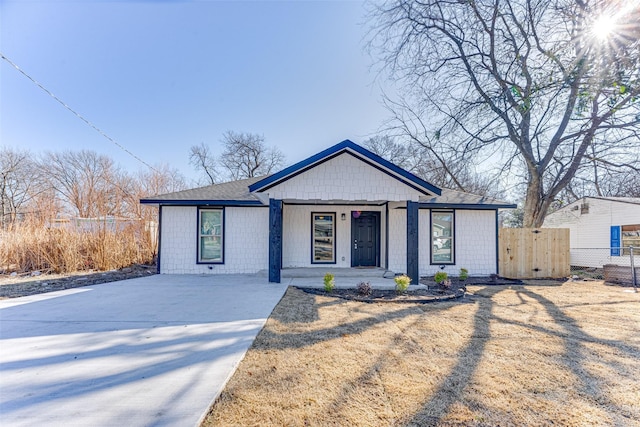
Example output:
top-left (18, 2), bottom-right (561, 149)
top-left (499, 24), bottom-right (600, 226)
top-left (0, 147), bottom-right (186, 228)
top-left (3, 126), bottom-right (635, 231)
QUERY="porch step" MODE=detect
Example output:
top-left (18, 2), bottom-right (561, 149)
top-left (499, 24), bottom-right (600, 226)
top-left (281, 267), bottom-right (392, 279)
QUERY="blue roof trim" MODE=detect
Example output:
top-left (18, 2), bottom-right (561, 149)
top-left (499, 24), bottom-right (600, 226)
top-left (139, 199), bottom-right (265, 207)
top-left (418, 203), bottom-right (517, 210)
top-left (248, 139), bottom-right (442, 196)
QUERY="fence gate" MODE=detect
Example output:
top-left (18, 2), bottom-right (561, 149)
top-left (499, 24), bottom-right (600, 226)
top-left (499, 228), bottom-right (570, 279)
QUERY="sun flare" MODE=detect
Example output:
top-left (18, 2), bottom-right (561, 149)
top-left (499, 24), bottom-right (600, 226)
top-left (591, 13), bottom-right (617, 40)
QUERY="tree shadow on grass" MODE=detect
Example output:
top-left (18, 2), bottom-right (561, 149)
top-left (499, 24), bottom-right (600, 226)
top-left (261, 287), bottom-right (461, 350)
top-left (509, 288), bottom-right (639, 422)
top-left (405, 285), bottom-right (639, 426)
top-left (405, 286), bottom-right (503, 426)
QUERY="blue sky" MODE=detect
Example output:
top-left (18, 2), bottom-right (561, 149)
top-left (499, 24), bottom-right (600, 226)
top-left (0, 0), bottom-right (390, 182)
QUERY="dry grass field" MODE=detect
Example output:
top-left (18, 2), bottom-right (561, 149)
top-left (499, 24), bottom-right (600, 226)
top-left (203, 281), bottom-right (640, 427)
top-left (0, 221), bottom-right (154, 274)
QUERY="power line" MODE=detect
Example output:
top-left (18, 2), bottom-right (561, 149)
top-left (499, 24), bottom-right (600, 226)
top-left (1, 52), bottom-right (158, 172)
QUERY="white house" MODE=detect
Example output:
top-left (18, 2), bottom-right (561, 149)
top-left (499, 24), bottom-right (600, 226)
top-left (141, 140), bottom-right (515, 283)
top-left (543, 196), bottom-right (640, 268)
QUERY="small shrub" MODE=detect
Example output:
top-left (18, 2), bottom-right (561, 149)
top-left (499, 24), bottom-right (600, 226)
top-left (394, 274), bottom-right (411, 293)
top-left (459, 268), bottom-right (469, 281)
top-left (356, 281), bottom-right (372, 296)
top-left (323, 273), bottom-right (335, 292)
top-left (434, 271), bottom-right (448, 284)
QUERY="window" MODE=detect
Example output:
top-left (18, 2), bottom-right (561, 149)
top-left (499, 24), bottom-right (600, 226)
top-left (198, 208), bottom-right (223, 263)
top-left (431, 211), bottom-right (454, 264)
top-left (312, 213), bottom-right (335, 263)
top-left (622, 224), bottom-right (640, 255)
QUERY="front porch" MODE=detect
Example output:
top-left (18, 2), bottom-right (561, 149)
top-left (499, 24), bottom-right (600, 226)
top-left (269, 200), bottom-right (420, 284)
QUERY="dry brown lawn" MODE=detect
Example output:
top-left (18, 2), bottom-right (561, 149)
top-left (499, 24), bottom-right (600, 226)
top-left (202, 281), bottom-right (640, 426)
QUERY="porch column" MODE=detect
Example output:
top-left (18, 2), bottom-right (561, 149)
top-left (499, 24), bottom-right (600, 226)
top-left (269, 199), bottom-right (283, 283)
top-left (406, 201), bottom-right (419, 285)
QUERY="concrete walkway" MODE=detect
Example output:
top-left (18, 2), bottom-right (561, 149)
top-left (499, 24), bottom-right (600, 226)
top-left (0, 274), bottom-right (288, 427)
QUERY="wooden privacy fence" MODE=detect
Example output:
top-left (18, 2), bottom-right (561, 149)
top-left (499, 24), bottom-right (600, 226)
top-left (499, 228), bottom-right (570, 279)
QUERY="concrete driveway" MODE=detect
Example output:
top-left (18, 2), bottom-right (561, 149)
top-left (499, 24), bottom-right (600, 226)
top-left (0, 274), bottom-right (288, 426)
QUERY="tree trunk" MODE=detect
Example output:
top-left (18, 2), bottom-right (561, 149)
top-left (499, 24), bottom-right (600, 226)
top-left (522, 172), bottom-right (552, 228)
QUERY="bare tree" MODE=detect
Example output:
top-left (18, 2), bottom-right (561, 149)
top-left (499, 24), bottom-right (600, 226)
top-left (189, 142), bottom-right (219, 185)
top-left (124, 164), bottom-right (187, 220)
top-left (363, 135), bottom-right (504, 198)
top-left (219, 131), bottom-right (285, 180)
top-left (44, 150), bottom-right (119, 218)
top-left (564, 168), bottom-right (640, 199)
top-left (368, 0), bottom-right (640, 227)
top-left (0, 148), bottom-right (46, 227)
top-left (363, 135), bottom-right (417, 169)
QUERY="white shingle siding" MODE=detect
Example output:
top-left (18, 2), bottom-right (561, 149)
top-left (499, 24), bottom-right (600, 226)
top-left (419, 210), bottom-right (497, 276)
top-left (159, 205), bottom-right (498, 277)
top-left (388, 209), bottom-right (497, 277)
top-left (282, 204), bottom-right (387, 268)
top-left (387, 208), bottom-right (407, 273)
top-left (160, 206), bottom-right (268, 274)
top-left (265, 153), bottom-right (423, 202)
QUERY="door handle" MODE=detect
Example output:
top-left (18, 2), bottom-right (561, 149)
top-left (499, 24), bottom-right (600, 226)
top-left (354, 239), bottom-right (358, 250)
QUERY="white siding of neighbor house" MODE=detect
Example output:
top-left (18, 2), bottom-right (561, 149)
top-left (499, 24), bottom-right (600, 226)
top-left (264, 152), bottom-right (425, 202)
top-left (159, 206), bottom-right (269, 274)
top-left (543, 198), bottom-right (640, 248)
top-left (282, 204), bottom-right (386, 268)
top-left (388, 209), bottom-right (498, 277)
top-left (543, 198), bottom-right (640, 268)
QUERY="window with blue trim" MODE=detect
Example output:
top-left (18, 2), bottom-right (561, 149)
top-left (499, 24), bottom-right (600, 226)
top-left (198, 209), bottom-right (223, 263)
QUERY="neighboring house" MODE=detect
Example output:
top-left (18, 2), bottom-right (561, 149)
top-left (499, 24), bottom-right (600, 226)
top-left (141, 140), bottom-right (515, 283)
top-left (543, 197), bottom-right (640, 268)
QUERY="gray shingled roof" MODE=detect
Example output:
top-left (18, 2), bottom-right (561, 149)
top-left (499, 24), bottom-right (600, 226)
top-left (141, 176), bottom-right (515, 208)
top-left (419, 188), bottom-right (516, 208)
top-left (140, 176), bottom-right (266, 204)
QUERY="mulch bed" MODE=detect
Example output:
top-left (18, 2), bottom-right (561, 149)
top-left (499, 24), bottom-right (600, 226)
top-left (297, 276), bottom-right (529, 303)
top-left (0, 263), bottom-right (157, 299)
top-left (298, 281), bottom-right (466, 304)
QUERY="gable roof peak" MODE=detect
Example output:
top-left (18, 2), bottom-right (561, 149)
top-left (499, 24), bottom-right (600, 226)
top-left (248, 139), bottom-right (441, 196)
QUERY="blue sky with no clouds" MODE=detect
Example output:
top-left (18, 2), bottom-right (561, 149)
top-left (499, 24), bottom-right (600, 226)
top-left (0, 0), bottom-right (391, 181)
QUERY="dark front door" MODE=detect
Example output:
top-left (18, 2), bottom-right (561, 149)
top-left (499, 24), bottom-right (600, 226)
top-left (351, 211), bottom-right (380, 267)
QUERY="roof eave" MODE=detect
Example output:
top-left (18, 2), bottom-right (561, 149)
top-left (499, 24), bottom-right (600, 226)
top-left (139, 199), bottom-right (265, 206)
top-left (419, 202), bottom-right (517, 210)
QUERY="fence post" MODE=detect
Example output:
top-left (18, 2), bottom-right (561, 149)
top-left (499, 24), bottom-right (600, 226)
top-left (630, 246), bottom-right (637, 292)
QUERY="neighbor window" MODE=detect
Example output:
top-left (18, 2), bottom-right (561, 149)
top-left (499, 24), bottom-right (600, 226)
top-left (198, 208), bottom-right (223, 263)
top-left (431, 211), bottom-right (454, 264)
top-left (312, 213), bottom-right (335, 263)
top-left (622, 224), bottom-right (640, 255)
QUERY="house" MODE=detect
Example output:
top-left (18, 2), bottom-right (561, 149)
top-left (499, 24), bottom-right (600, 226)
top-left (140, 140), bottom-right (515, 283)
top-left (543, 197), bottom-right (640, 268)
